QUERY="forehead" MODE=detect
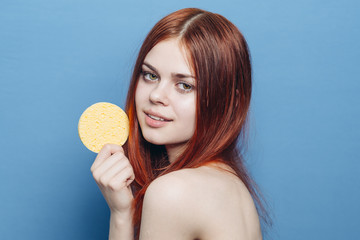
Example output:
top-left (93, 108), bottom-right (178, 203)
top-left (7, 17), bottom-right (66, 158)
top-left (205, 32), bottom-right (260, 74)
top-left (144, 39), bottom-right (193, 75)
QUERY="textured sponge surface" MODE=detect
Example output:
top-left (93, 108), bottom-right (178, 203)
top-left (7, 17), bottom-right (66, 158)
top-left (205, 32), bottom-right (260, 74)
top-left (78, 102), bottom-right (129, 153)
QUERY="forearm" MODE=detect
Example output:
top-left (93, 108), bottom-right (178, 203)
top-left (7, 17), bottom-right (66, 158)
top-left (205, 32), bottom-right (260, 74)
top-left (109, 210), bottom-right (134, 240)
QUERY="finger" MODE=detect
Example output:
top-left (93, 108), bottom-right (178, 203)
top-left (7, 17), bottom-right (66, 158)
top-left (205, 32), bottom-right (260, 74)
top-left (108, 166), bottom-right (135, 191)
top-left (91, 144), bottom-right (124, 172)
top-left (126, 172), bottom-right (135, 187)
top-left (92, 152), bottom-right (126, 181)
top-left (98, 157), bottom-right (131, 186)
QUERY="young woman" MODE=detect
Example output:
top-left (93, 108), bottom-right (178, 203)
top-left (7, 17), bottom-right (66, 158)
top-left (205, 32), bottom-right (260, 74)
top-left (91, 8), bottom-right (269, 240)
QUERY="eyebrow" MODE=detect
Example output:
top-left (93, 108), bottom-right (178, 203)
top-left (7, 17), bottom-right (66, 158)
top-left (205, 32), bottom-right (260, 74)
top-left (142, 62), bottom-right (195, 79)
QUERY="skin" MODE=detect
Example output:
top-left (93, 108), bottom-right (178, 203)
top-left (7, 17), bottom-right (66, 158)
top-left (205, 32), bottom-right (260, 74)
top-left (135, 39), bottom-right (197, 163)
top-left (140, 165), bottom-right (262, 240)
top-left (91, 38), bottom-right (262, 239)
top-left (91, 144), bottom-right (135, 239)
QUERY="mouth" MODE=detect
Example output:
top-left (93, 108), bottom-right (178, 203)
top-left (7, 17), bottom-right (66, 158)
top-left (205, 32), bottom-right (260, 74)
top-left (145, 111), bottom-right (172, 122)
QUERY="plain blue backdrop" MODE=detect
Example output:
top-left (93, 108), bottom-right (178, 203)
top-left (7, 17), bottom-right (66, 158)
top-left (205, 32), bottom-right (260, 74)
top-left (1, 0), bottom-right (359, 239)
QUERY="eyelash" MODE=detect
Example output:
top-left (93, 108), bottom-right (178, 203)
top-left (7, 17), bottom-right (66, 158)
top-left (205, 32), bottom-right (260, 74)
top-left (177, 82), bottom-right (193, 93)
top-left (140, 69), bottom-right (195, 93)
top-left (141, 70), bottom-right (158, 82)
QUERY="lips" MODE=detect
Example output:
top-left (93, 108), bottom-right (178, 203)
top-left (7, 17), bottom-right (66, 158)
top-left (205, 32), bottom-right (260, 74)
top-left (144, 110), bottom-right (172, 128)
top-left (147, 114), bottom-right (166, 121)
top-left (144, 111), bottom-right (172, 122)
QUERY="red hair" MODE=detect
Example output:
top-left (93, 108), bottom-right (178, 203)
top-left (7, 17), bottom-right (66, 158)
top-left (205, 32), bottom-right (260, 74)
top-left (124, 8), bottom-right (270, 237)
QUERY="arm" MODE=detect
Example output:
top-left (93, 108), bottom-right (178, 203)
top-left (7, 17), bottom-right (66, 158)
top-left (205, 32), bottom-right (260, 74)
top-left (139, 171), bottom-right (202, 240)
top-left (109, 210), bottom-right (134, 240)
top-left (91, 144), bottom-right (135, 240)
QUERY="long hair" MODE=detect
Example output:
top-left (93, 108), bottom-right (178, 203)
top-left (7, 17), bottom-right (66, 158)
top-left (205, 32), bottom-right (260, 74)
top-left (124, 8), bottom-right (270, 237)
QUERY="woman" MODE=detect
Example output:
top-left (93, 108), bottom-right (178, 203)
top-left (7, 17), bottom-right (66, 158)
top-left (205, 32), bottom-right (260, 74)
top-left (91, 8), bottom-right (269, 239)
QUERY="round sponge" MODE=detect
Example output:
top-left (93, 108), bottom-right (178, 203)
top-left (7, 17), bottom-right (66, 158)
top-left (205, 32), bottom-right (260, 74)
top-left (78, 102), bottom-right (129, 153)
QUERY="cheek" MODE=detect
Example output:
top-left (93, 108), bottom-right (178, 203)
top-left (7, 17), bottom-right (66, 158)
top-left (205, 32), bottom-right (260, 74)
top-left (175, 97), bottom-right (196, 124)
top-left (182, 104), bottom-right (196, 138)
top-left (134, 90), bottom-right (140, 108)
top-left (135, 81), bottom-right (145, 108)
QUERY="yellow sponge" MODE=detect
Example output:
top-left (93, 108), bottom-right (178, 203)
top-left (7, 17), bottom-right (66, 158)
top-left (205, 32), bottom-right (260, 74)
top-left (78, 102), bottom-right (129, 153)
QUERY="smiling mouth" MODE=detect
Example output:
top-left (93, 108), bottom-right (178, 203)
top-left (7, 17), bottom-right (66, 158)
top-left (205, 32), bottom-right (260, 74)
top-left (146, 113), bottom-right (172, 122)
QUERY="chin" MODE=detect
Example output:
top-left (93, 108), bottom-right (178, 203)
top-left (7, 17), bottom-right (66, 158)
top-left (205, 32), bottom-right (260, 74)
top-left (139, 124), bottom-right (194, 146)
top-left (141, 131), bottom-right (166, 146)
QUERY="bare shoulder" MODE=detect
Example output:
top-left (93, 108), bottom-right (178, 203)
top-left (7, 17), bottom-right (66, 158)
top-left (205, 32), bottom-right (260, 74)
top-left (140, 165), bottom-right (262, 240)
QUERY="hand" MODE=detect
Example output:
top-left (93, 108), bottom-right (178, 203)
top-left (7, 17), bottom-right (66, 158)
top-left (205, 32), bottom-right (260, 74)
top-left (91, 144), bottom-right (135, 214)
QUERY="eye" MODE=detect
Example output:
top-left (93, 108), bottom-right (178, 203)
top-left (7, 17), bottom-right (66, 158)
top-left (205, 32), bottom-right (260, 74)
top-left (177, 82), bottom-right (193, 92)
top-left (142, 71), bottom-right (159, 81)
top-left (147, 73), bottom-right (158, 81)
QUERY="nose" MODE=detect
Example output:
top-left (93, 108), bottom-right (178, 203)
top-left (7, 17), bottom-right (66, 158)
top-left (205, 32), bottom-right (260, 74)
top-left (149, 81), bottom-right (169, 106)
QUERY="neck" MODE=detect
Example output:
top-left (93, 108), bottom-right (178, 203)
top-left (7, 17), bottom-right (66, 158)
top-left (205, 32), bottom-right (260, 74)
top-left (165, 143), bottom-right (187, 163)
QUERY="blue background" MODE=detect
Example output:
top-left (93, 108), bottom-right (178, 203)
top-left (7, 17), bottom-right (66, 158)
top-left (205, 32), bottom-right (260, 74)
top-left (1, 0), bottom-right (359, 239)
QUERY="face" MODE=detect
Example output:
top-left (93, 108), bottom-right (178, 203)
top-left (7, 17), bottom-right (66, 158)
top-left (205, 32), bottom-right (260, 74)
top-left (135, 39), bottom-right (196, 151)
